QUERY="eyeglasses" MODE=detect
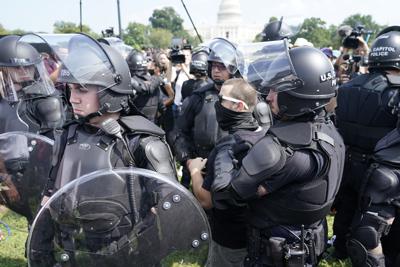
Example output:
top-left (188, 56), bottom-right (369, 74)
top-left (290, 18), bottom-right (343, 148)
top-left (218, 95), bottom-right (249, 110)
top-left (211, 62), bottom-right (227, 71)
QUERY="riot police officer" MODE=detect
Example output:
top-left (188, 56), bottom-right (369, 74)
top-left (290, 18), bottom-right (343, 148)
top-left (30, 33), bottom-right (177, 266)
top-left (0, 35), bottom-right (65, 134)
top-left (212, 44), bottom-right (345, 267)
top-left (344, 28), bottom-right (400, 267)
top-left (333, 27), bottom-right (400, 260)
top-left (0, 35), bottom-right (65, 223)
top-left (40, 34), bottom-right (176, 195)
top-left (126, 50), bottom-right (161, 123)
top-left (174, 37), bottom-right (238, 188)
top-left (181, 47), bottom-right (211, 101)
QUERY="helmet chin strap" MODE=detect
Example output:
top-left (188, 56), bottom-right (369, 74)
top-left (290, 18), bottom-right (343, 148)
top-left (78, 103), bottom-right (110, 123)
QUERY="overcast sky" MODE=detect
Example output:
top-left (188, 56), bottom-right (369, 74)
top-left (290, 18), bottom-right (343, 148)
top-left (2, 0), bottom-right (399, 34)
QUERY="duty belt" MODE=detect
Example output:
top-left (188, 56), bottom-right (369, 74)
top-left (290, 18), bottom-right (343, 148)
top-left (246, 226), bottom-right (319, 267)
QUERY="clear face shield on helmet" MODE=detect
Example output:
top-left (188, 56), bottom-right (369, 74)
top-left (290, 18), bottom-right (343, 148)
top-left (202, 38), bottom-right (238, 75)
top-left (0, 37), bottom-right (55, 102)
top-left (21, 33), bottom-right (119, 94)
top-left (236, 40), bottom-right (302, 95)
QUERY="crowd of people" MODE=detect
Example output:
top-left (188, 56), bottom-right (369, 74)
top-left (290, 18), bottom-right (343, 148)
top-left (0, 20), bottom-right (399, 267)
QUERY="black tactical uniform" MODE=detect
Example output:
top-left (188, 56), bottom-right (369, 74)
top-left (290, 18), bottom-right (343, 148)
top-left (333, 69), bottom-right (398, 259)
top-left (0, 35), bottom-right (65, 135)
top-left (0, 35), bottom-right (65, 223)
top-left (126, 51), bottom-right (161, 123)
top-left (213, 45), bottom-right (345, 267)
top-left (42, 34), bottom-right (177, 195)
top-left (29, 34), bottom-right (177, 266)
top-left (345, 28), bottom-right (400, 267)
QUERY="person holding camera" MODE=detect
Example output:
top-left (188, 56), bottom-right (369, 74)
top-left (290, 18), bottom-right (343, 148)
top-left (172, 47), bottom-right (192, 114)
top-left (332, 27), bottom-right (400, 264)
top-left (335, 25), bottom-right (371, 85)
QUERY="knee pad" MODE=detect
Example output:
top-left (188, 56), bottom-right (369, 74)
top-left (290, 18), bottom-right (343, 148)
top-left (352, 212), bottom-right (390, 250)
top-left (364, 164), bottom-right (400, 205)
top-left (347, 239), bottom-right (385, 267)
top-left (347, 212), bottom-right (390, 267)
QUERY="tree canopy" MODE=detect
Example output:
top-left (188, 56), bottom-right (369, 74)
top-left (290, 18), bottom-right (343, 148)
top-left (0, 11), bottom-right (389, 51)
top-left (149, 7), bottom-right (184, 35)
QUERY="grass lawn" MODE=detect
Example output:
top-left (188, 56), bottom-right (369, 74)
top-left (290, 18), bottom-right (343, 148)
top-left (0, 207), bottom-right (351, 267)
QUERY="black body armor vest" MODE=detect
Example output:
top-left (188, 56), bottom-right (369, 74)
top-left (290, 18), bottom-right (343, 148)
top-left (336, 72), bottom-right (398, 153)
top-left (54, 125), bottom-right (120, 189)
top-left (193, 85), bottom-right (226, 157)
top-left (251, 120), bottom-right (345, 227)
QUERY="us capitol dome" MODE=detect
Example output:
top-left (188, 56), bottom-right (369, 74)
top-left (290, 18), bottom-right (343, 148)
top-left (193, 0), bottom-right (263, 43)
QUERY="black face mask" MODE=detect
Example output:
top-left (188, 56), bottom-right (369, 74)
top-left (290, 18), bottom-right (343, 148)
top-left (214, 101), bottom-right (258, 132)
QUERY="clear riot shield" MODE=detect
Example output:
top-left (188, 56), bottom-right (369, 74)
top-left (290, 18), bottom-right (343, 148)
top-left (28, 168), bottom-right (211, 267)
top-left (236, 40), bottom-right (302, 94)
top-left (0, 131), bottom-right (53, 223)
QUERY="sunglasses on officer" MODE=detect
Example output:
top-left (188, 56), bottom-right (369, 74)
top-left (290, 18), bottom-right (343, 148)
top-left (218, 94), bottom-right (249, 110)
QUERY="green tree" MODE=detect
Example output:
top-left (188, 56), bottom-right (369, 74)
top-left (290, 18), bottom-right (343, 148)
top-left (0, 23), bottom-right (8, 35)
top-left (341, 14), bottom-right (384, 44)
top-left (268, 16), bottom-right (278, 23)
top-left (293, 17), bottom-right (331, 48)
top-left (124, 22), bottom-right (151, 49)
top-left (149, 7), bottom-right (184, 35)
top-left (148, 28), bottom-right (173, 49)
top-left (328, 24), bottom-right (342, 49)
top-left (0, 24), bottom-right (26, 36)
top-left (53, 21), bottom-right (99, 38)
top-left (9, 29), bottom-right (26, 35)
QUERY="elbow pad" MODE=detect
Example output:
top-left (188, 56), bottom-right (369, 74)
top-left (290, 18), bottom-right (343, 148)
top-left (231, 136), bottom-right (286, 200)
top-left (142, 137), bottom-right (177, 180)
top-left (34, 97), bottom-right (65, 129)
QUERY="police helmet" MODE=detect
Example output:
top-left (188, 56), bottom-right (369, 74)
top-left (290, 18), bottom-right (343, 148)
top-left (369, 27), bottom-right (400, 71)
top-left (0, 35), bottom-right (55, 102)
top-left (205, 38), bottom-right (239, 84)
top-left (57, 34), bottom-right (132, 114)
top-left (261, 20), bottom-right (293, 42)
top-left (0, 35), bottom-right (41, 67)
top-left (277, 46), bottom-right (337, 118)
top-left (190, 47), bottom-right (209, 76)
top-left (126, 51), bottom-right (148, 75)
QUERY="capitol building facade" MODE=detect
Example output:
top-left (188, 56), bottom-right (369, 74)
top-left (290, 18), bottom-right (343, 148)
top-left (192, 0), bottom-right (264, 43)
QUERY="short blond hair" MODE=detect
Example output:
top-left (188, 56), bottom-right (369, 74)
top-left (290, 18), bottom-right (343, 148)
top-left (222, 78), bottom-right (257, 110)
